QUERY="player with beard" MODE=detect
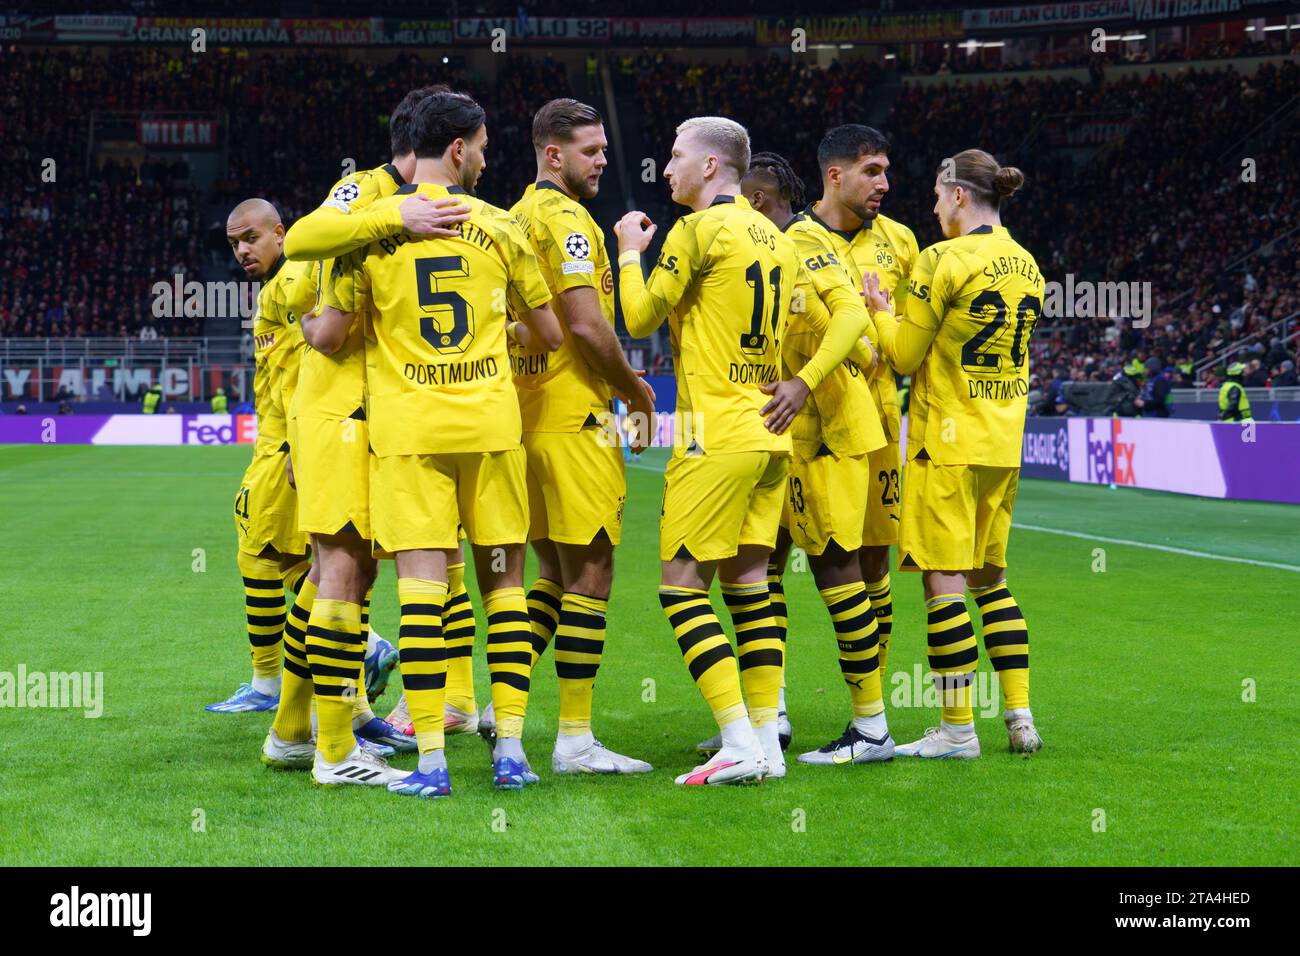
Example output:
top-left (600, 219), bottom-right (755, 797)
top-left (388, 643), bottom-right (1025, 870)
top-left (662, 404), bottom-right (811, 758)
top-left (488, 98), bottom-right (656, 774)
top-left (802, 125), bottom-right (918, 687)
top-left (326, 89), bottom-right (563, 795)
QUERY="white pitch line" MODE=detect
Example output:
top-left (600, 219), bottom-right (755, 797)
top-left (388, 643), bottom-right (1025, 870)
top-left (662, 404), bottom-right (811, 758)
top-left (1012, 523), bottom-right (1300, 573)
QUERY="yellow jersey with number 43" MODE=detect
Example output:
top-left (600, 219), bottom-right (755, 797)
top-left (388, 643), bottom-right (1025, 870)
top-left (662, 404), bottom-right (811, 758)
top-left (325, 182), bottom-right (551, 458)
top-left (619, 194), bottom-right (798, 458)
top-left (880, 224), bottom-right (1044, 468)
top-left (507, 181), bottom-right (615, 433)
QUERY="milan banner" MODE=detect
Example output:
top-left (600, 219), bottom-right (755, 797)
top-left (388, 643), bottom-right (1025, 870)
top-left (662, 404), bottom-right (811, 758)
top-left (756, 13), bottom-right (965, 45)
top-left (963, 1), bottom-right (1135, 32)
top-left (1018, 417), bottom-right (1300, 504)
top-left (137, 116), bottom-right (220, 149)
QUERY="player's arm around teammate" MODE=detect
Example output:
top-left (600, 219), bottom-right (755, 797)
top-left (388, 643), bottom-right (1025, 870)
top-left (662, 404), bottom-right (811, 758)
top-left (869, 149), bottom-right (1044, 759)
top-left (740, 152), bottom-right (897, 766)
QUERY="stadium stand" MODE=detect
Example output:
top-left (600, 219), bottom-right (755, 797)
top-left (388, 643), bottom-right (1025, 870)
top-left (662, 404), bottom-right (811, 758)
top-left (3, 41), bottom-right (1296, 405)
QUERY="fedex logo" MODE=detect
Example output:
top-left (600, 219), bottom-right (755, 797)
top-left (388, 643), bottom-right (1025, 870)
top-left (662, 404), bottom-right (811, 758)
top-left (1085, 418), bottom-right (1113, 484)
top-left (1112, 419), bottom-right (1136, 485)
top-left (182, 415), bottom-right (257, 445)
top-left (1085, 419), bottom-right (1136, 485)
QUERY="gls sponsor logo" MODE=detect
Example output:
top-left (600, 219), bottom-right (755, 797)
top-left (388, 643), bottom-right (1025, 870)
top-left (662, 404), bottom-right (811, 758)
top-left (655, 253), bottom-right (678, 274)
top-left (50, 886), bottom-right (151, 936)
top-left (802, 252), bottom-right (840, 271)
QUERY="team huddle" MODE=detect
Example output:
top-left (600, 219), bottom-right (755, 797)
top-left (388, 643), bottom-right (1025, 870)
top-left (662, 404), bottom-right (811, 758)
top-left (209, 84), bottom-right (1045, 796)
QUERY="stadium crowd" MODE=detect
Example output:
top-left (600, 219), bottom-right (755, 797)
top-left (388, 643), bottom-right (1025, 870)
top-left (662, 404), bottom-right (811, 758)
top-left (634, 56), bottom-right (1300, 398)
top-left (3, 44), bottom-right (1297, 404)
top-left (1, 47), bottom-right (568, 339)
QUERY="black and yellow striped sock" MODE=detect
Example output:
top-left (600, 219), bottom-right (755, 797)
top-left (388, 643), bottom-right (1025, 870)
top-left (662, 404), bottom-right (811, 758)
top-left (397, 578), bottom-right (449, 754)
top-left (305, 598), bottom-right (364, 763)
top-left (273, 576), bottom-right (317, 742)
top-left (281, 556), bottom-right (312, 597)
top-left (767, 562), bottom-right (787, 689)
top-left (659, 586), bottom-right (747, 730)
top-left (526, 577), bottom-right (563, 670)
top-left (926, 593), bottom-right (978, 726)
top-left (443, 562), bottom-right (477, 713)
top-left (820, 582), bottom-right (884, 717)
top-left (555, 593), bottom-right (607, 736)
top-left (865, 573), bottom-right (893, 680)
top-left (721, 581), bottom-right (784, 728)
top-left (351, 589), bottom-right (376, 724)
top-left (486, 587), bottom-right (532, 740)
top-left (237, 551), bottom-right (286, 680)
top-left (970, 580), bottom-right (1030, 711)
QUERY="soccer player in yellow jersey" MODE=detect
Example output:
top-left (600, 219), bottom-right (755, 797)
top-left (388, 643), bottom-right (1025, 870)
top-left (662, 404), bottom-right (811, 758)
top-left (738, 152), bottom-right (899, 768)
top-left (206, 198), bottom-right (313, 715)
top-left (261, 87), bottom-right (475, 785)
top-left (804, 126), bottom-right (920, 682)
top-left (616, 117), bottom-right (848, 786)
top-left (328, 89), bottom-right (563, 796)
top-left (505, 99), bottom-right (656, 774)
top-left (869, 149), bottom-right (1045, 758)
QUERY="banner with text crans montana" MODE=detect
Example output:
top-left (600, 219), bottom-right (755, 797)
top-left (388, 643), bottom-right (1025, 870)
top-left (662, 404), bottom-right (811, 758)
top-left (1020, 417), bottom-right (1300, 504)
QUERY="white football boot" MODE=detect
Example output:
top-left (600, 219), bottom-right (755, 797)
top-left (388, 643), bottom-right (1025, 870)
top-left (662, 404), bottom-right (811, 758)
top-left (797, 723), bottom-right (895, 765)
top-left (755, 722), bottom-right (786, 779)
top-left (261, 728), bottom-right (314, 770)
top-left (894, 724), bottom-right (981, 760)
top-left (552, 736), bottom-right (653, 775)
top-left (1005, 710), bottom-right (1043, 753)
top-left (444, 703), bottom-right (480, 736)
top-left (312, 745), bottom-right (408, 787)
top-left (675, 743), bottom-right (769, 786)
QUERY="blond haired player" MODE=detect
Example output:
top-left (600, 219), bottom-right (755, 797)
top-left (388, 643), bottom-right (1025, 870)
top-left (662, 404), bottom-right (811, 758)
top-left (327, 89), bottom-right (563, 797)
top-left (206, 198), bottom-right (312, 715)
top-left (504, 98), bottom-right (656, 775)
top-left (868, 148), bottom-right (1045, 759)
top-left (616, 117), bottom-right (861, 785)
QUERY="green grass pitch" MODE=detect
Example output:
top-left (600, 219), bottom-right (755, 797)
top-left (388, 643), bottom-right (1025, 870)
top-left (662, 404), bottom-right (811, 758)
top-left (1, 443), bottom-right (1296, 866)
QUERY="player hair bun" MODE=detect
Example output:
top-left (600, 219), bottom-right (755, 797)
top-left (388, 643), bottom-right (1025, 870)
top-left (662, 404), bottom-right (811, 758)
top-left (994, 165), bottom-right (1025, 198)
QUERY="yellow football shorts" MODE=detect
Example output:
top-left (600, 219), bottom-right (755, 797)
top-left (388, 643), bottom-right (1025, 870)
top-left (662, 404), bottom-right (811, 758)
top-left (898, 457), bottom-right (1020, 572)
top-left (524, 428), bottom-right (626, 546)
top-left (290, 415), bottom-right (372, 539)
top-left (370, 445), bottom-right (528, 553)
top-left (863, 440), bottom-right (902, 547)
top-left (660, 450), bottom-right (790, 562)
top-left (782, 451), bottom-right (870, 556)
top-left (234, 445), bottom-right (307, 557)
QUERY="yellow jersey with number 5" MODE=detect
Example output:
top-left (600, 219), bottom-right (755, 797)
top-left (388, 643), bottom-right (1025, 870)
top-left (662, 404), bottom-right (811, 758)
top-left (881, 224), bottom-right (1044, 468)
top-left (325, 182), bottom-right (551, 457)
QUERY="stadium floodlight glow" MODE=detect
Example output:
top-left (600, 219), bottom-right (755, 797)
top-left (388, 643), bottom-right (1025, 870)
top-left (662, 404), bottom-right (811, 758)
top-left (442, 56), bottom-right (449, 63)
